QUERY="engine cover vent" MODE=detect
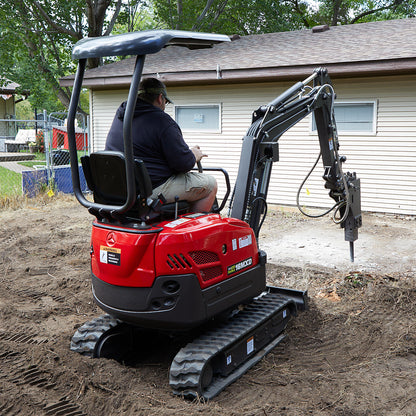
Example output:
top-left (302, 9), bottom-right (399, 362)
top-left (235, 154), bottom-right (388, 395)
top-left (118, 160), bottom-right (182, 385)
top-left (200, 266), bottom-right (223, 281)
top-left (189, 251), bottom-right (219, 265)
top-left (167, 253), bottom-right (192, 270)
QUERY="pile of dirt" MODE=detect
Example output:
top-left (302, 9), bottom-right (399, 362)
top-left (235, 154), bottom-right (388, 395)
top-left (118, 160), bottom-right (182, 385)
top-left (0, 197), bottom-right (415, 415)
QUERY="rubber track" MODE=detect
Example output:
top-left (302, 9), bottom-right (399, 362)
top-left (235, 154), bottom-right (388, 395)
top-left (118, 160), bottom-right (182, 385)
top-left (169, 292), bottom-right (294, 399)
top-left (70, 314), bottom-right (120, 357)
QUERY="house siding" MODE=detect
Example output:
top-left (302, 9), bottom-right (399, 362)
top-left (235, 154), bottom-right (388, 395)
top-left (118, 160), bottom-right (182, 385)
top-left (90, 74), bottom-right (416, 215)
top-left (0, 94), bottom-right (16, 139)
top-left (0, 97), bottom-right (15, 137)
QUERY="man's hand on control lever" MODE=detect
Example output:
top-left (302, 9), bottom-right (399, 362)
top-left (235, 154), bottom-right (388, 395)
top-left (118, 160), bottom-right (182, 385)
top-left (191, 145), bottom-right (207, 163)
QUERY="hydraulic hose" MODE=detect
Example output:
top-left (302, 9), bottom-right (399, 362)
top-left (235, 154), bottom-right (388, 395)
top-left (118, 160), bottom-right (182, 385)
top-left (296, 84), bottom-right (351, 225)
top-left (296, 152), bottom-right (341, 219)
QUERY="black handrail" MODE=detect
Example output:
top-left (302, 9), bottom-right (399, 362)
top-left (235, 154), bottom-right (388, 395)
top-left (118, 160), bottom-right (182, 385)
top-left (194, 167), bottom-right (231, 213)
top-left (67, 56), bottom-right (145, 216)
top-left (67, 59), bottom-right (89, 209)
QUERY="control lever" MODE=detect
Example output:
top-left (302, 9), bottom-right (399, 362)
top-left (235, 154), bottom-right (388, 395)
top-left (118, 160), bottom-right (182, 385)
top-left (174, 196), bottom-right (179, 219)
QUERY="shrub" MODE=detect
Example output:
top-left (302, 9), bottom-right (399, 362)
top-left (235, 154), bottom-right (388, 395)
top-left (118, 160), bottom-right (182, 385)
top-left (35, 130), bottom-right (45, 153)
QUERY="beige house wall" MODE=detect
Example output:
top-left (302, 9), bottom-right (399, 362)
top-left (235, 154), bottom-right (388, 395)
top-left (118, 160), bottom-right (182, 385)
top-left (89, 74), bottom-right (416, 215)
top-left (0, 96), bottom-right (15, 137)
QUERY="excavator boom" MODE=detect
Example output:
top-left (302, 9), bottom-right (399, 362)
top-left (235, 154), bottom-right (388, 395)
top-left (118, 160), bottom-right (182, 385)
top-left (230, 68), bottom-right (362, 259)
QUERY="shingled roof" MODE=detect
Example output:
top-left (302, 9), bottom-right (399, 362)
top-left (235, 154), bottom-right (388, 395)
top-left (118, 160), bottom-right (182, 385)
top-left (60, 18), bottom-right (416, 88)
top-left (0, 79), bottom-right (21, 94)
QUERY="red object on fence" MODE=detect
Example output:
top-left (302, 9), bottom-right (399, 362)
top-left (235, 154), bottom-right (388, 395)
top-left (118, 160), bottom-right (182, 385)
top-left (52, 126), bottom-right (88, 150)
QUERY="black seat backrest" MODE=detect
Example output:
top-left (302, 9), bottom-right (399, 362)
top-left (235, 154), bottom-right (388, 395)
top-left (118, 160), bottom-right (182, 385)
top-left (81, 151), bottom-right (152, 219)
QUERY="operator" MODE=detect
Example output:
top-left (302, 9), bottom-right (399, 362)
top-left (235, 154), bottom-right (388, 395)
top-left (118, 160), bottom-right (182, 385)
top-left (105, 77), bottom-right (217, 212)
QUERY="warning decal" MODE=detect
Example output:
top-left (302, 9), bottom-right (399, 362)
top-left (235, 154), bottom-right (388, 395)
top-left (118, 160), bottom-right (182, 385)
top-left (164, 218), bottom-right (192, 228)
top-left (100, 246), bottom-right (121, 266)
top-left (239, 234), bottom-right (252, 249)
top-left (246, 336), bottom-right (254, 355)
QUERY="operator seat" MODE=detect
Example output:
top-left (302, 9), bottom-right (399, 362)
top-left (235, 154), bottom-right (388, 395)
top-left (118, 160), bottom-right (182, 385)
top-left (81, 151), bottom-right (152, 221)
top-left (81, 151), bottom-right (190, 222)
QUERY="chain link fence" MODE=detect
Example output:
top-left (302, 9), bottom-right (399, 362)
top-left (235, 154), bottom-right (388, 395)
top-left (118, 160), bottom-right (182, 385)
top-left (0, 111), bottom-right (90, 199)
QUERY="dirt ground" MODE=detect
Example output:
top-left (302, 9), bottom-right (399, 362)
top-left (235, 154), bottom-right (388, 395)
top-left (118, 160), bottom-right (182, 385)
top-left (0, 196), bottom-right (415, 416)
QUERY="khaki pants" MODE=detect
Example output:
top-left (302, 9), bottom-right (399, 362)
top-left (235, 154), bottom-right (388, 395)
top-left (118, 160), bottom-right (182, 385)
top-left (151, 172), bottom-right (216, 203)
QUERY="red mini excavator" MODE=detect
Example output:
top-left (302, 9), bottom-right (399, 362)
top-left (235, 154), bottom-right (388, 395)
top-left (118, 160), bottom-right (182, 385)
top-left (67, 30), bottom-right (362, 399)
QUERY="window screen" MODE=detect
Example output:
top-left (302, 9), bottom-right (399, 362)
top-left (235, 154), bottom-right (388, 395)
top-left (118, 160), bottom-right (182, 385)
top-left (175, 105), bottom-right (220, 132)
top-left (312, 102), bottom-right (376, 133)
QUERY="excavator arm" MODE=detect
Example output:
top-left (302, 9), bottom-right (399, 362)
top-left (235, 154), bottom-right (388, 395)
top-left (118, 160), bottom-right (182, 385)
top-left (230, 68), bottom-right (362, 261)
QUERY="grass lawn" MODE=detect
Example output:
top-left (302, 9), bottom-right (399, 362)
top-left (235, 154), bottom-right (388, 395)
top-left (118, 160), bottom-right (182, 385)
top-left (18, 150), bottom-right (86, 169)
top-left (19, 160), bottom-right (47, 168)
top-left (0, 150), bottom-right (88, 198)
top-left (0, 166), bottom-right (22, 196)
top-left (19, 152), bottom-right (46, 168)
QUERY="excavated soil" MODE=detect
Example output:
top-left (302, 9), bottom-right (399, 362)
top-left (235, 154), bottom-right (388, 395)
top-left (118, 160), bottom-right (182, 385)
top-left (0, 197), bottom-right (415, 416)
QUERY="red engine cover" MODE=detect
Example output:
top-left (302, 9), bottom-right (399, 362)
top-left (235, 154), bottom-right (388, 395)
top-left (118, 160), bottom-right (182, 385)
top-left (91, 213), bottom-right (259, 289)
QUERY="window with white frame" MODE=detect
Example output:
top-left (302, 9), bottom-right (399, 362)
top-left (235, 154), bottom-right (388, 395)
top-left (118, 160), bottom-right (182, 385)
top-left (175, 104), bottom-right (221, 132)
top-left (312, 101), bottom-right (377, 134)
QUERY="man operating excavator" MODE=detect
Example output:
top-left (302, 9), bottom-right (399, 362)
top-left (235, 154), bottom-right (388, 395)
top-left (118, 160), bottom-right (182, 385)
top-left (105, 77), bottom-right (217, 212)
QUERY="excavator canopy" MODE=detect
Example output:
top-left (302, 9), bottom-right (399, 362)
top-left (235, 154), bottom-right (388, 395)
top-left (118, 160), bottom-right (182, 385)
top-left (72, 29), bottom-right (230, 60)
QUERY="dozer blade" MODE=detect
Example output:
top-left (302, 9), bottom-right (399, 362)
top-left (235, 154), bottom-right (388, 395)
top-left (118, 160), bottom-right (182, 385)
top-left (169, 286), bottom-right (307, 400)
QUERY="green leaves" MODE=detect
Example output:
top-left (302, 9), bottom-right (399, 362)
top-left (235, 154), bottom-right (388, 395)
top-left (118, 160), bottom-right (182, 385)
top-left (2, 0), bottom-right (416, 114)
top-left (1, 0), bottom-right (128, 112)
top-left (153, 0), bottom-right (416, 33)
top-left (308, 0), bottom-right (416, 26)
top-left (153, 0), bottom-right (306, 34)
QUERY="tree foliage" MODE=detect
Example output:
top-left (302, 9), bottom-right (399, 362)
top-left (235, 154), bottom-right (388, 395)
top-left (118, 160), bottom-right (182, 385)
top-left (303, 0), bottom-right (416, 27)
top-left (154, 0), bottom-right (416, 32)
top-left (1, 1), bottom-right (138, 113)
top-left (113, 0), bottom-right (160, 33)
top-left (2, 0), bottom-right (416, 114)
top-left (153, 0), bottom-right (309, 34)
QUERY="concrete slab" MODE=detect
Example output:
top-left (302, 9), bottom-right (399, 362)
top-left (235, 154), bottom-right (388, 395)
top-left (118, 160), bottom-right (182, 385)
top-left (0, 152), bottom-right (36, 162)
top-left (0, 160), bottom-right (35, 173)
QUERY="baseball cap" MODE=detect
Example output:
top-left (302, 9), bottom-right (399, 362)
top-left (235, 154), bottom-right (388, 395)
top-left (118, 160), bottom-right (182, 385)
top-left (138, 86), bottom-right (173, 104)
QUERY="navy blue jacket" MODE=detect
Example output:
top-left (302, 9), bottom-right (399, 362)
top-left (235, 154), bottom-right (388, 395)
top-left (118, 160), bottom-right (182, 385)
top-left (105, 99), bottom-right (196, 188)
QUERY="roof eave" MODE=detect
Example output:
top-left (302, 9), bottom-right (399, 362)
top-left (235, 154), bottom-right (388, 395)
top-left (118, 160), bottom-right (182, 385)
top-left (59, 58), bottom-right (416, 89)
top-left (0, 87), bottom-right (29, 95)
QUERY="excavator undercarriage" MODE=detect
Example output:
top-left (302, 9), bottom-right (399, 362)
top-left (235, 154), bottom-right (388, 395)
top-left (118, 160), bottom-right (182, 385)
top-left (71, 286), bottom-right (306, 399)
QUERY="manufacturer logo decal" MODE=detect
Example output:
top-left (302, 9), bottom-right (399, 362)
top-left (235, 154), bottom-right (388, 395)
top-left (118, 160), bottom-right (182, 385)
top-left (227, 257), bottom-right (253, 275)
top-left (106, 232), bottom-right (116, 246)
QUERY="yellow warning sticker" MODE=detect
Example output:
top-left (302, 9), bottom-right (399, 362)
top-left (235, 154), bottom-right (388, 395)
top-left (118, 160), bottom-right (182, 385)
top-left (100, 246), bottom-right (121, 266)
top-left (246, 336), bottom-right (254, 355)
